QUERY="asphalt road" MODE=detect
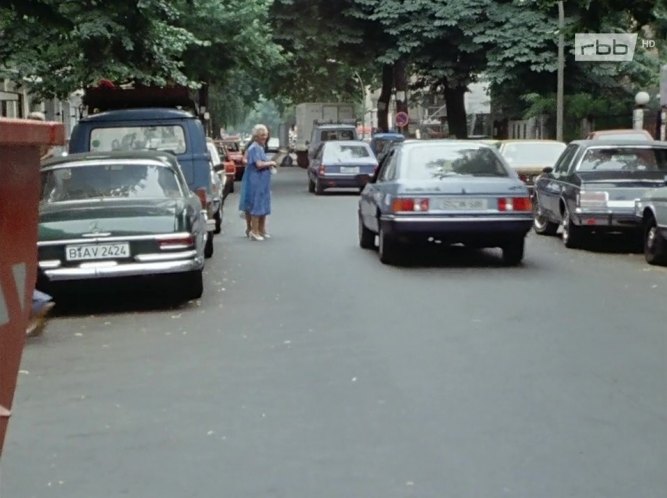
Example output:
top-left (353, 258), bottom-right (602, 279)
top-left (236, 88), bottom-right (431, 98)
top-left (2, 167), bottom-right (666, 498)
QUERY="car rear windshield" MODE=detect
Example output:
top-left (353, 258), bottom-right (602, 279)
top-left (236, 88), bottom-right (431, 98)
top-left (90, 125), bottom-right (186, 154)
top-left (324, 143), bottom-right (371, 161)
top-left (578, 147), bottom-right (667, 172)
top-left (501, 142), bottom-right (566, 167)
top-left (223, 141), bottom-right (240, 152)
top-left (41, 163), bottom-right (182, 202)
top-left (319, 129), bottom-right (356, 141)
top-left (404, 146), bottom-right (509, 179)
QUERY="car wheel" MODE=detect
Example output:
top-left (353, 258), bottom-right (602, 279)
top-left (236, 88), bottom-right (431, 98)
top-left (179, 270), bottom-right (203, 301)
top-left (315, 177), bottom-right (324, 195)
top-left (378, 225), bottom-right (401, 265)
top-left (502, 238), bottom-right (525, 266)
top-left (214, 211), bottom-right (222, 234)
top-left (644, 215), bottom-right (667, 265)
top-left (308, 177), bottom-right (315, 193)
top-left (204, 232), bottom-right (214, 258)
top-left (358, 214), bottom-right (375, 249)
top-left (533, 201), bottom-right (558, 235)
top-left (562, 206), bottom-right (586, 249)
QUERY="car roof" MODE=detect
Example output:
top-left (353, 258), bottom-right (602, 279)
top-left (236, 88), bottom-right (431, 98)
top-left (498, 139), bottom-right (566, 144)
top-left (323, 140), bottom-right (370, 147)
top-left (315, 123), bottom-right (356, 129)
top-left (372, 133), bottom-right (405, 139)
top-left (569, 139), bottom-right (667, 148)
top-left (589, 128), bottom-right (652, 135)
top-left (400, 139), bottom-right (495, 149)
top-left (80, 108), bottom-right (195, 122)
top-left (42, 150), bottom-right (180, 168)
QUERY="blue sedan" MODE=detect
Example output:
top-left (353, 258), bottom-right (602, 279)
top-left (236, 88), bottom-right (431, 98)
top-left (358, 140), bottom-right (534, 265)
top-left (308, 140), bottom-right (378, 194)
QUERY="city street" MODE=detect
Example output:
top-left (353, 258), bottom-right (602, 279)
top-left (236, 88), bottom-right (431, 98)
top-left (2, 167), bottom-right (667, 498)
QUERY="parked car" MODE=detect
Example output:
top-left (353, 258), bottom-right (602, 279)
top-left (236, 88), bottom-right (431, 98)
top-left (358, 140), bottom-right (533, 265)
top-left (307, 140), bottom-right (378, 194)
top-left (587, 129), bottom-right (654, 141)
top-left (220, 137), bottom-right (244, 180)
top-left (369, 132), bottom-right (405, 161)
top-left (532, 140), bottom-right (667, 248)
top-left (497, 140), bottom-right (566, 192)
top-left (38, 152), bottom-right (206, 301)
top-left (213, 140), bottom-right (238, 195)
top-left (267, 137), bottom-right (280, 152)
top-left (634, 183), bottom-right (667, 265)
top-left (206, 140), bottom-right (228, 232)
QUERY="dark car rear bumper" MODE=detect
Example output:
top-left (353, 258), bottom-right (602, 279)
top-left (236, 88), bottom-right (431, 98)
top-left (40, 255), bottom-right (203, 282)
top-left (380, 214), bottom-right (533, 243)
top-left (572, 208), bottom-right (641, 230)
top-left (319, 174), bottom-right (372, 189)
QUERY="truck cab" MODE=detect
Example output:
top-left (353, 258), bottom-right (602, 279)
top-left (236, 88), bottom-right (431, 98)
top-left (307, 123), bottom-right (359, 162)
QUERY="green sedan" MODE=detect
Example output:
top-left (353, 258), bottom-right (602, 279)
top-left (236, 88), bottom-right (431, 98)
top-left (38, 152), bottom-right (207, 301)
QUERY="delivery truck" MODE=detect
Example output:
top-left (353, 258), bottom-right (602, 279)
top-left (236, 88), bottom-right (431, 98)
top-left (294, 102), bottom-right (356, 168)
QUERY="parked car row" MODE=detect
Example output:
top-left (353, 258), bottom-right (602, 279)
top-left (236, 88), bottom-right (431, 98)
top-left (37, 106), bottom-right (234, 302)
top-left (532, 139), bottom-right (667, 266)
top-left (305, 127), bottom-right (667, 268)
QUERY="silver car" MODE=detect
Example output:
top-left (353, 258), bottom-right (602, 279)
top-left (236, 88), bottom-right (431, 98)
top-left (358, 140), bottom-right (533, 265)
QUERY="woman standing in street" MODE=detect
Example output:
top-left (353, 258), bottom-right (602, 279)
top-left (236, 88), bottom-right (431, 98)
top-left (238, 124), bottom-right (276, 240)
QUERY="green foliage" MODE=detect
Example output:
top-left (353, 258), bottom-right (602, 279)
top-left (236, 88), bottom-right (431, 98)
top-left (0, 0), bottom-right (282, 104)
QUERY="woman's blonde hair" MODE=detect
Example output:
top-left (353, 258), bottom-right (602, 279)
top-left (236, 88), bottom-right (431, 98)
top-left (252, 124), bottom-right (269, 140)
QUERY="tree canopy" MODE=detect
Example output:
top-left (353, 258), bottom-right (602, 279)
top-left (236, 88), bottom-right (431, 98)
top-left (2, 0), bottom-right (666, 134)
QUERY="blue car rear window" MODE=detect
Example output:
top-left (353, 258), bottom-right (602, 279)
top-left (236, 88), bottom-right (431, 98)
top-left (90, 125), bottom-right (187, 154)
top-left (404, 146), bottom-right (508, 179)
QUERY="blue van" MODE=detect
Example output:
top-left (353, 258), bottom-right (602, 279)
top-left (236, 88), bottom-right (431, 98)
top-left (68, 108), bottom-right (218, 256)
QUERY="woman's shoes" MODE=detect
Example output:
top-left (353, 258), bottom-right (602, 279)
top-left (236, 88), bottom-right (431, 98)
top-left (261, 232), bottom-right (271, 239)
top-left (249, 231), bottom-right (264, 241)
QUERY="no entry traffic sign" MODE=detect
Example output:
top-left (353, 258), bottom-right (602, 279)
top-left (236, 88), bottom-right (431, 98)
top-left (395, 111), bottom-right (409, 128)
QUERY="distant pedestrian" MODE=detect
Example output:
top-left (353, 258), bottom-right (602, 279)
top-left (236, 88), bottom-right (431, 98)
top-left (238, 124), bottom-right (277, 241)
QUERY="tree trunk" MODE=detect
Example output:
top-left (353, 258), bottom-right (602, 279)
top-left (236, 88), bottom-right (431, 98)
top-left (393, 57), bottom-right (409, 135)
top-left (444, 81), bottom-right (467, 138)
top-left (376, 64), bottom-right (393, 133)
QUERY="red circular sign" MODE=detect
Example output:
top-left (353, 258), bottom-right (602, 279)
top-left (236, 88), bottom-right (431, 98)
top-left (395, 111), bottom-right (409, 128)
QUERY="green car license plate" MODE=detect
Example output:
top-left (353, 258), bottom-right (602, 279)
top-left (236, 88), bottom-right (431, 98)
top-left (65, 243), bottom-right (130, 261)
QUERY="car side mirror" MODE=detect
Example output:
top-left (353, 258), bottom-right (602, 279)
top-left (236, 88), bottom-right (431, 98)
top-left (542, 166), bottom-right (554, 174)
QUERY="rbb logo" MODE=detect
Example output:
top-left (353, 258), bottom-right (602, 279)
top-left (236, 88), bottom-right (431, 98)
top-left (575, 33), bottom-right (638, 62)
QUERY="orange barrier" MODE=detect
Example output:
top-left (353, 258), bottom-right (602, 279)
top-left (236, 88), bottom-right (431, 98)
top-left (0, 118), bottom-right (65, 458)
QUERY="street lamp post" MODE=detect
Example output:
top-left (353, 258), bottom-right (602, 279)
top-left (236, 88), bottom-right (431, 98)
top-left (353, 72), bottom-right (366, 139)
top-left (633, 91), bottom-right (650, 131)
top-left (556, 0), bottom-right (564, 142)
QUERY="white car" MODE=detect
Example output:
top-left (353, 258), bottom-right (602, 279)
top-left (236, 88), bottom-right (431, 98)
top-left (267, 137), bottom-right (280, 152)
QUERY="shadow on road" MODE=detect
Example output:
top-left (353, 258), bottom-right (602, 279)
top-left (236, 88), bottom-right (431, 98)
top-left (374, 243), bottom-right (532, 269)
top-left (559, 232), bottom-right (643, 255)
top-left (46, 278), bottom-right (195, 317)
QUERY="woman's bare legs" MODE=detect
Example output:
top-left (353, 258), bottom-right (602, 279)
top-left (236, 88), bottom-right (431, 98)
top-left (249, 216), bottom-right (263, 240)
top-left (245, 212), bottom-right (251, 236)
top-left (258, 216), bottom-right (268, 237)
